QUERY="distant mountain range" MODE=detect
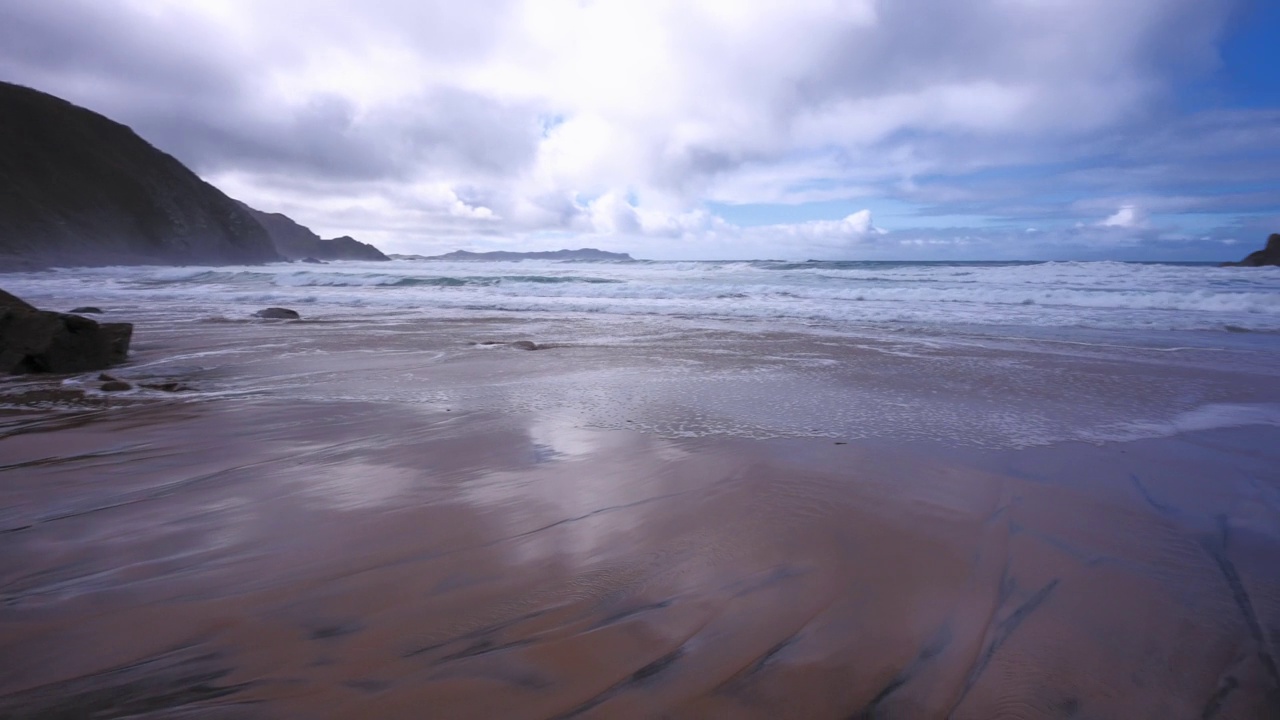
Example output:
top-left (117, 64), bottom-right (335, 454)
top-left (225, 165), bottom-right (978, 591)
top-left (0, 81), bottom-right (386, 269)
top-left (395, 249), bottom-right (633, 261)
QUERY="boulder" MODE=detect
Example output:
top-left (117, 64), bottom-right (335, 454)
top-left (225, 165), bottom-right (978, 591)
top-left (300, 257), bottom-right (327, 264)
top-left (1222, 233), bottom-right (1280, 267)
top-left (71, 306), bottom-right (104, 314)
top-left (254, 307), bottom-right (300, 319)
top-left (509, 340), bottom-right (539, 351)
top-left (101, 380), bottom-right (131, 392)
top-left (0, 289), bottom-right (132, 374)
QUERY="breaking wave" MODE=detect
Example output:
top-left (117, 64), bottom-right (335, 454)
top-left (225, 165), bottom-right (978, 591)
top-left (4, 258), bottom-right (1279, 333)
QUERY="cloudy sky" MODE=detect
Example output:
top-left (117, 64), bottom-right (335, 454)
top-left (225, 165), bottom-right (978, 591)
top-left (2, 0), bottom-right (1278, 260)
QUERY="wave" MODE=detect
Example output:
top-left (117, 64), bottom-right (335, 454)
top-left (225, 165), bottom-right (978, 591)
top-left (5, 258), bottom-right (1277, 335)
top-left (125, 270), bottom-right (627, 289)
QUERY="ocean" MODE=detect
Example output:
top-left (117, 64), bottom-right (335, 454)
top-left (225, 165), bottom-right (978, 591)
top-left (6, 258), bottom-right (1279, 333)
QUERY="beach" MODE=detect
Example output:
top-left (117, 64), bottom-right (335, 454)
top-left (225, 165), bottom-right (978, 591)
top-left (2, 260), bottom-right (1279, 718)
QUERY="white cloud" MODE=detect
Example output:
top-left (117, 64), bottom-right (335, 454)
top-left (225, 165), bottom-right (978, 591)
top-left (1099, 204), bottom-right (1148, 229)
top-left (0, 0), bottom-right (1257, 258)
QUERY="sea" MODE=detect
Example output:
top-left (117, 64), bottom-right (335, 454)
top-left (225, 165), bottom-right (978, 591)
top-left (4, 258), bottom-right (1280, 448)
top-left (5, 258), bottom-right (1280, 331)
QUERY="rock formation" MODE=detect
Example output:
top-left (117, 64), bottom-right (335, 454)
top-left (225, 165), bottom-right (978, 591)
top-left (239, 205), bottom-right (390, 262)
top-left (0, 82), bottom-right (281, 268)
top-left (254, 308), bottom-right (300, 319)
top-left (0, 289), bottom-right (132, 374)
top-left (1222, 233), bottom-right (1280, 267)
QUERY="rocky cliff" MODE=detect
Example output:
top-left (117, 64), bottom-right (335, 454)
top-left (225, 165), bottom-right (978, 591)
top-left (0, 81), bottom-right (281, 268)
top-left (239, 205), bottom-right (389, 261)
top-left (1222, 233), bottom-right (1280, 267)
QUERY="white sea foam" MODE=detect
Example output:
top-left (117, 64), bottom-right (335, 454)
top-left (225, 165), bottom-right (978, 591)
top-left (1090, 403), bottom-right (1280, 443)
top-left (4, 259), bottom-right (1280, 334)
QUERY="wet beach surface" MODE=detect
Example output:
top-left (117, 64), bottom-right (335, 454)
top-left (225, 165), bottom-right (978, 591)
top-left (1, 311), bottom-right (1278, 718)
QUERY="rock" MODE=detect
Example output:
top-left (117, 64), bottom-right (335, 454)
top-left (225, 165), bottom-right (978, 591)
top-left (509, 340), bottom-right (539, 351)
top-left (0, 81), bottom-right (282, 268)
top-left (71, 306), bottom-right (104, 314)
top-left (1222, 233), bottom-right (1280, 267)
top-left (300, 257), bottom-right (327, 264)
top-left (317, 235), bottom-right (390, 261)
top-left (100, 380), bottom-right (131, 392)
top-left (0, 288), bottom-right (133, 374)
top-left (98, 373), bottom-right (117, 381)
top-left (238, 204), bottom-right (391, 262)
top-left (254, 307), bottom-right (300, 319)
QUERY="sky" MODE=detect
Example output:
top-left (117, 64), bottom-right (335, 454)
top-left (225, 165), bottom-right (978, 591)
top-left (2, 0), bottom-right (1278, 260)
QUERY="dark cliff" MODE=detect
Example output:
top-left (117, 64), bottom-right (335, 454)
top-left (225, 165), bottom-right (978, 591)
top-left (1222, 233), bottom-right (1280, 267)
top-left (240, 205), bottom-right (389, 261)
top-left (0, 81), bottom-right (280, 268)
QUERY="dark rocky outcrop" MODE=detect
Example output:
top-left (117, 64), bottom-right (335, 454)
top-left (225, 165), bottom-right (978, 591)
top-left (254, 308), bottom-right (300, 319)
top-left (1222, 234), bottom-right (1280, 267)
top-left (71, 306), bottom-right (104, 314)
top-left (239, 205), bottom-right (389, 262)
top-left (418, 248), bottom-right (633, 262)
top-left (1, 289), bottom-right (132, 374)
top-left (318, 235), bottom-right (389, 262)
top-left (0, 82), bottom-right (281, 268)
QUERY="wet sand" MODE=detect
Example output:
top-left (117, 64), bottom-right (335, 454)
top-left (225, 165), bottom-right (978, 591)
top-left (1, 314), bottom-right (1278, 718)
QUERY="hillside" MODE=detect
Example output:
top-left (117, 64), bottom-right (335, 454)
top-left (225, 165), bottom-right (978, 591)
top-left (240, 205), bottom-right (389, 262)
top-left (0, 82), bottom-right (280, 268)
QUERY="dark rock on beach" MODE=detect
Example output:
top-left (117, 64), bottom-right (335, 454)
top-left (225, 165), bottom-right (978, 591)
top-left (101, 380), bottom-right (132, 392)
top-left (1222, 233), bottom-right (1280, 267)
top-left (70, 306), bottom-right (104, 314)
top-left (509, 340), bottom-right (540, 350)
top-left (1, 289), bottom-right (132, 374)
top-left (0, 81), bottom-right (281, 268)
top-left (254, 307), bottom-right (301, 320)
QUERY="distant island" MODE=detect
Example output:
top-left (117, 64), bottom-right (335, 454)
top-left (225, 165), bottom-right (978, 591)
top-left (0, 81), bottom-right (387, 268)
top-left (395, 248), bottom-right (634, 262)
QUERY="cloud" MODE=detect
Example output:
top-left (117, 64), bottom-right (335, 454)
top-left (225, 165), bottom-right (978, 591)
top-left (1099, 205), bottom-right (1148, 229)
top-left (0, 0), bottom-right (1271, 259)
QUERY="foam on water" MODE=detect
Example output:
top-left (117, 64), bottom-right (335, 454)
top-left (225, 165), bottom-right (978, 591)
top-left (5, 259), bottom-right (1278, 334)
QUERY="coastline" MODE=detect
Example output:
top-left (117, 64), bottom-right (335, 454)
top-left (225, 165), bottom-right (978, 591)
top-left (1, 299), bottom-right (1278, 718)
top-left (1, 394), bottom-right (1277, 718)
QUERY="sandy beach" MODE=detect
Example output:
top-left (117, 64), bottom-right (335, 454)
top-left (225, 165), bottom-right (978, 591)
top-left (2, 304), bottom-right (1278, 719)
top-left (4, 0), bottom-right (1280, 714)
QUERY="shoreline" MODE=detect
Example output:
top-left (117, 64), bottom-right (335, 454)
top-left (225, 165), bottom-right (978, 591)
top-left (1, 290), bottom-right (1278, 717)
top-left (1, 392), bottom-right (1277, 717)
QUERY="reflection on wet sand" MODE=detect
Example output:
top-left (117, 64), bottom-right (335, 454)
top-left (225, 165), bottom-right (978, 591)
top-left (1, 398), bottom-right (1276, 719)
